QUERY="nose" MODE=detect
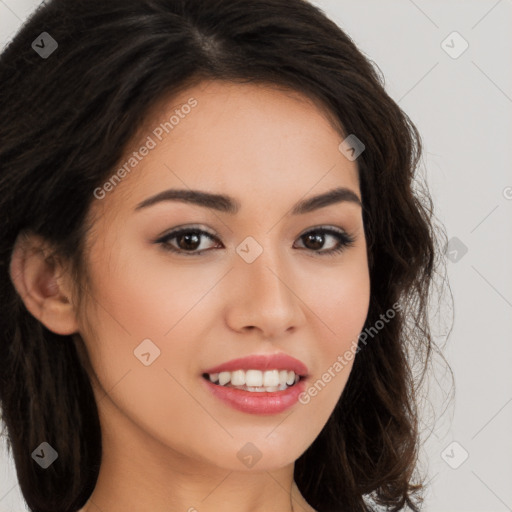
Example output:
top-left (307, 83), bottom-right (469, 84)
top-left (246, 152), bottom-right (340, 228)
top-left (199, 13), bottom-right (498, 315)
top-left (224, 247), bottom-right (306, 338)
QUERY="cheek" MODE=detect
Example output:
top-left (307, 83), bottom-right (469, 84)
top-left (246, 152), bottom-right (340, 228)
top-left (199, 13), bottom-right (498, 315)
top-left (295, 287), bottom-right (368, 425)
top-left (300, 250), bottom-right (370, 395)
top-left (314, 277), bottom-right (369, 337)
top-left (78, 244), bottom-right (219, 399)
top-left (76, 252), bottom-right (213, 453)
top-left (304, 250), bottom-right (370, 343)
top-left (85, 241), bottom-right (220, 341)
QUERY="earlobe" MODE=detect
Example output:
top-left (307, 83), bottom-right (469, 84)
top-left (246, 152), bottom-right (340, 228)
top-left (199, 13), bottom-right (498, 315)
top-left (9, 232), bottom-right (79, 336)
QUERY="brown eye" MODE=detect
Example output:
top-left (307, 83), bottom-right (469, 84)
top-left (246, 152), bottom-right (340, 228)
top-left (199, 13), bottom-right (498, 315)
top-left (294, 228), bottom-right (355, 256)
top-left (157, 228), bottom-right (221, 255)
top-left (302, 232), bottom-right (325, 250)
top-left (176, 232), bottom-right (201, 251)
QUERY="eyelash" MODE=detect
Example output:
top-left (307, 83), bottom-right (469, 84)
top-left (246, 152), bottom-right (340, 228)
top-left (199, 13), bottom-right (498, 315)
top-left (155, 226), bottom-right (356, 257)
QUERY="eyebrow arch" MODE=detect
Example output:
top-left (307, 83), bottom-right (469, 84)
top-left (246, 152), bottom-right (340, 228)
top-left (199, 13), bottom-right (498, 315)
top-left (134, 186), bottom-right (362, 215)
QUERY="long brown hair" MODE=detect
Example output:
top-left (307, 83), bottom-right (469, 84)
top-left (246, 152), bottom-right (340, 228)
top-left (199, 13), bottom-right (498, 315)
top-left (0, 0), bottom-right (449, 510)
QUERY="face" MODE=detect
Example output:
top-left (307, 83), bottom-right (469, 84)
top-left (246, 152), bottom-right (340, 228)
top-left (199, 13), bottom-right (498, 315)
top-left (77, 80), bottom-right (370, 473)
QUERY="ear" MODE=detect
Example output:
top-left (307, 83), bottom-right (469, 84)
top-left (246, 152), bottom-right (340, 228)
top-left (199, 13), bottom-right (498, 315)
top-left (9, 231), bottom-right (79, 335)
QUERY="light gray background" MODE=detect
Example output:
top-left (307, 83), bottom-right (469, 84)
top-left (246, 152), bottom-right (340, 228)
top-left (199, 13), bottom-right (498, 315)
top-left (1, 0), bottom-right (511, 511)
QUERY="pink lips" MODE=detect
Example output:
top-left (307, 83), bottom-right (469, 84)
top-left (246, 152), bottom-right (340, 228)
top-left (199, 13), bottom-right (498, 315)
top-left (202, 378), bottom-right (306, 415)
top-left (201, 353), bottom-right (309, 415)
top-left (203, 353), bottom-right (309, 376)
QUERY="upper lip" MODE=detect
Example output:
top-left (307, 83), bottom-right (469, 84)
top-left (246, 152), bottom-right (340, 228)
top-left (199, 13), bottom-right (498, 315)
top-left (203, 353), bottom-right (309, 377)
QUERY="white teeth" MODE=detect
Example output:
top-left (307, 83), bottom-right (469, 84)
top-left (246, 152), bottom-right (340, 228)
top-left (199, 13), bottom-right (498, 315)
top-left (206, 369), bottom-right (300, 390)
top-left (230, 369), bottom-right (245, 386)
top-left (263, 369), bottom-right (280, 387)
top-left (218, 371), bottom-right (231, 386)
top-left (245, 369), bottom-right (263, 387)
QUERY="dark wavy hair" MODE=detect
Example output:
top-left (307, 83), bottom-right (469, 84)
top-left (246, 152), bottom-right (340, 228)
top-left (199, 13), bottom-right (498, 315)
top-left (0, 0), bottom-right (450, 511)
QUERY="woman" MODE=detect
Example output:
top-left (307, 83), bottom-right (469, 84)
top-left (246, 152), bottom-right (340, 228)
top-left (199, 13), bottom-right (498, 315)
top-left (0, 0), bottom-right (447, 511)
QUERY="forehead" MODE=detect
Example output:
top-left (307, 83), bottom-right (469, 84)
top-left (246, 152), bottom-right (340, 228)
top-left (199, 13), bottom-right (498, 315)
top-left (89, 80), bottom-right (359, 222)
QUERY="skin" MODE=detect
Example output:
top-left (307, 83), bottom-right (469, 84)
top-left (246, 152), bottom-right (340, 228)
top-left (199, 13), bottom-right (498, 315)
top-left (10, 80), bottom-right (370, 512)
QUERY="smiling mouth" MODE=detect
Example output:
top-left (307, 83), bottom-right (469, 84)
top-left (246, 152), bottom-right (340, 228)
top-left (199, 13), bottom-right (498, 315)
top-left (202, 369), bottom-right (304, 393)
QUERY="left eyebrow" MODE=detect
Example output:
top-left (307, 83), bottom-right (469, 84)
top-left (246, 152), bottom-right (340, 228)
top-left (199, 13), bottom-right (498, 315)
top-left (134, 186), bottom-right (362, 214)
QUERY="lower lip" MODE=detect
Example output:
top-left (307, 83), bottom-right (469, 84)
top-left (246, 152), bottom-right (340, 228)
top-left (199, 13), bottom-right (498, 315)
top-left (202, 377), bottom-right (307, 415)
